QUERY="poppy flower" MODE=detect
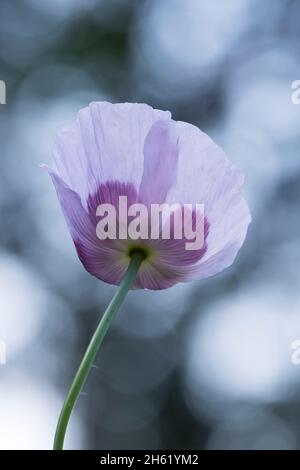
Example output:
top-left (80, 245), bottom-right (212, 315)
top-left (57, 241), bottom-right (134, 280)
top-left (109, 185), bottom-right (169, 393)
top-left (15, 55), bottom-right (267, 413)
top-left (46, 102), bottom-right (251, 450)
top-left (45, 102), bottom-right (250, 289)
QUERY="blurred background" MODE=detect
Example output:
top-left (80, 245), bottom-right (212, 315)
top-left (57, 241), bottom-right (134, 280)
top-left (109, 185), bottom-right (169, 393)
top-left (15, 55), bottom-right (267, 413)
top-left (0, 0), bottom-right (300, 450)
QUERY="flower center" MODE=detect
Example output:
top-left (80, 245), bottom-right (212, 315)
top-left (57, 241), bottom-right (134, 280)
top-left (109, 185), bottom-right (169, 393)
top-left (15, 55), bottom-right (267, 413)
top-left (128, 246), bottom-right (149, 261)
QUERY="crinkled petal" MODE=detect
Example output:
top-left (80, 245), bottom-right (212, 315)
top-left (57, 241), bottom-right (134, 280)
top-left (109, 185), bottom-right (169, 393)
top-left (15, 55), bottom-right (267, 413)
top-left (48, 169), bottom-right (97, 245)
top-left (53, 102), bottom-right (171, 207)
top-left (166, 121), bottom-right (251, 280)
top-left (185, 197), bottom-right (251, 281)
top-left (47, 169), bottom-right (127, 283)
top-left (139, 120), bottom-right (179, 205)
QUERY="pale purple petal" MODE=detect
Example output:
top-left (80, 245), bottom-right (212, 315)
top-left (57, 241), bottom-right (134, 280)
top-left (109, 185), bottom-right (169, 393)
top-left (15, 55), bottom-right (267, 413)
top-left (53, 102), bottom-right (171, 207)
top-left (48, 169), bottom-right (97, 245)
top-left (139, 120), bottom-right (179, 205)
top-left (49, 174), bottom-right (134, 284)
top-left (185, 199), bottom-right (250, 281)
top-left (166, 121), bottom-right (251, 280)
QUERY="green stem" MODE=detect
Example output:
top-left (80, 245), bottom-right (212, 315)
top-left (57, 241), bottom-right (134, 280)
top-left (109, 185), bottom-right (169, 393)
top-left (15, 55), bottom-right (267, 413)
top-left (53, 251), bottom-right (144, 450)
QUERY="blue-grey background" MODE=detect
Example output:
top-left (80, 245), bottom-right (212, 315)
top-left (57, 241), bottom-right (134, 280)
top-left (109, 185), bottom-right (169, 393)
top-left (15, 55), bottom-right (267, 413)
top-left (0, 0), bottom-right (300, 450)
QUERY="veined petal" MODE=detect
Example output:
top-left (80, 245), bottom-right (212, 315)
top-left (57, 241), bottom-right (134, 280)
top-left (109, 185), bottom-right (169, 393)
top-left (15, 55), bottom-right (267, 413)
top-left (53, 102), bottom-right (171, 207)
top-left (48, 170), bottom-right (133, 284)
top-left (185, 197), bottom-right (251, 281)
top-left (48, 169), bottom-right (97, 245)
top-left (166, 121), bottom-right (251, 280)
top-left (139, 120), bottom-right (179, 205)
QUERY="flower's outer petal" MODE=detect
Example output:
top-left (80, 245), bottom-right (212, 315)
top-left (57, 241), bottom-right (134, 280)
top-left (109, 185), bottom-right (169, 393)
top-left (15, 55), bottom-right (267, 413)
top-left (185, 196), bottom-right (251, 280)
top-left (53, 102), bottom-right (171, 207)
top-left (47, 171), bottom-right (138, 285)
top-left (134, 239), bottom-right (207, 290)
top-left (138, 120), bottom-right (179, 205)
top-left (166, 121), bottom-right (251, 280)
top-left (47, 169), bottom-right (97, 245)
